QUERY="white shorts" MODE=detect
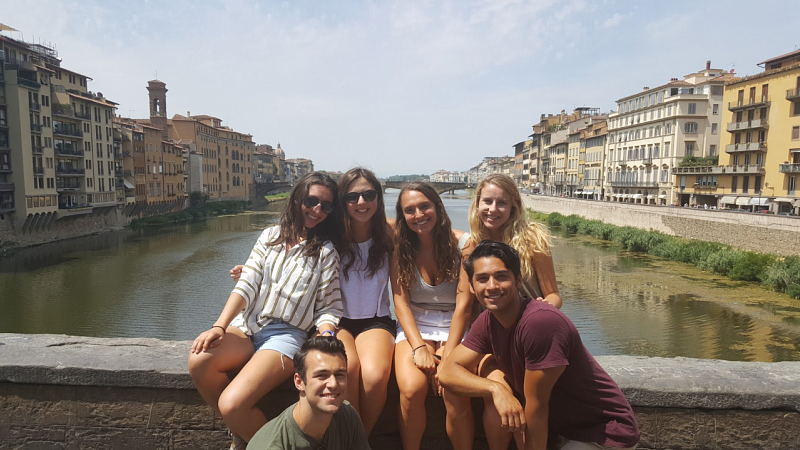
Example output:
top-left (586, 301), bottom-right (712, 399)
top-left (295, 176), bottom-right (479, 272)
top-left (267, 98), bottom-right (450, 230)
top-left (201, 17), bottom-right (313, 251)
top-left (396, 307), bottom-right (457, 344)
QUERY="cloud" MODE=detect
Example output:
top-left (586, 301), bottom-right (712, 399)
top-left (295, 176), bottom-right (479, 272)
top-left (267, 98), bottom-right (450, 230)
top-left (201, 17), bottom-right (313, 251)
top-left (598, 12), bottom-right (623, 29)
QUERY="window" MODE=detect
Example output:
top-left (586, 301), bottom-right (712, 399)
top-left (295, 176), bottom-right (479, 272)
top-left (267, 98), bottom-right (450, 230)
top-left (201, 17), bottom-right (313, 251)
top-left (664, 142), bottom-right (671, 157)
top-left (688, 103), bottom-right (697, 114)
top-left (755, 176), bottom-right (762, 194)
top-left (794, 102), bottom-right (800, 116)
top-left (684, 122), bottom-right (698, 133)
top-left (742, 176), bottom-right (749, 194)
top-left (685, 142), bottom-right (695, 156)
top-left (710, 145), bottom-right (716, 156)
top-left (712, 104), bottom-right (719, 115)
top-left (711, 123), bottom-right (717, 135)
top-left (793, 126), bottom-right (800, 140)
top-left (790, 176), bottom-right (797, 195)
top-left (731, 176), bottom-right (738, 193)
top-left (666, 123), bottom-right (672, 134)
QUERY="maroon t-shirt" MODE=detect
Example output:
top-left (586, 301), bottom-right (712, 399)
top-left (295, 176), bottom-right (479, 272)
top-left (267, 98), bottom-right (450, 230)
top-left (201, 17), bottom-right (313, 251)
top-left (462, 299), bottom-right (639, 448)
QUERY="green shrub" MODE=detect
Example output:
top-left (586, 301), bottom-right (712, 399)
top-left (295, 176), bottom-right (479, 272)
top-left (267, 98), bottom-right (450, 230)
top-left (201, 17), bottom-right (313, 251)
top-left (546, 212), bottom-right (565, 228)
top-left (762, 256), bottom-right (800, 295)
top-left (786, 284), bottom-right (800, 299)
top-left (697, 249), bottom-right (746, 276)
top-left (727, 253), bottom-right (774, 282)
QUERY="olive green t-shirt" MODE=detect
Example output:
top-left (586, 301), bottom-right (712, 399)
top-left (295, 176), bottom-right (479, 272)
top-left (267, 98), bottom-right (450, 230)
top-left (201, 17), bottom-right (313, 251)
top-left (249, 401), bottom-right (370, 450)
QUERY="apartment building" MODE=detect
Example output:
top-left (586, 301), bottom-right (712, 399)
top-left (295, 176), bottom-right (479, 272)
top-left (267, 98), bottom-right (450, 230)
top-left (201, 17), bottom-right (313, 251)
top-left (566, 129), bottom-right (581, 195)
top-left (674, 50), bottom-right (800, 213)
top-left (429, 169), bottom-right (462, 183)
top-left (0, 34), bottom-right (119, 229)
top-left (577, 120), bottom-right (607, 200)
top-left (253, 144), bottom-right (281, 182)
top-left (282, 158), bottom-right (314, 183)
top-left (606, 61), bottom-right (731, 205)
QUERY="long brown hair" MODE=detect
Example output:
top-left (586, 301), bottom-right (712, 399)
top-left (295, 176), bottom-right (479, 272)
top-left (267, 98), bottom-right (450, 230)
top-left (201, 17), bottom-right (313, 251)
top-left (337, 168), bottom-right (392, 281)
top-left (394, 181), bottom-right (460, 289)
top-left (270, 172), bottom-right (343, 256)
top-left (467, 174), bottom-right (551, 282)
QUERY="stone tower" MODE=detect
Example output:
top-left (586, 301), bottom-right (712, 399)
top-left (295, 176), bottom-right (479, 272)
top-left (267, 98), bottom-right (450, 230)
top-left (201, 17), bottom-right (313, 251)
top-left (147, 80), bottom-right (168, 137)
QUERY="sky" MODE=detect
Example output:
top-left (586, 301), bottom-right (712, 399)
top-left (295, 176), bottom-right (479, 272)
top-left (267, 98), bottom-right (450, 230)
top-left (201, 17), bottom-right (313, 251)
top-left (3, 0), bottom-right (798, 178)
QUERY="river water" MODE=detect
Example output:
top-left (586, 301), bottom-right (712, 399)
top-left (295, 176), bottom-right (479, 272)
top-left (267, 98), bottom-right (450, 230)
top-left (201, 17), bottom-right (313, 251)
top-left (1, 191), bottom-right (799, 362)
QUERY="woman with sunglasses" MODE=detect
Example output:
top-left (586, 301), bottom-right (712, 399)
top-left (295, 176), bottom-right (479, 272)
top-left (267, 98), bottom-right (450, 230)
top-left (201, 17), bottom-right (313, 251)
top-left (392, 181), bottom-right (474, 450)
top-left (189, 172), bottom-right (344, 449)
top-left (333, 167), bottom-right (396, 435)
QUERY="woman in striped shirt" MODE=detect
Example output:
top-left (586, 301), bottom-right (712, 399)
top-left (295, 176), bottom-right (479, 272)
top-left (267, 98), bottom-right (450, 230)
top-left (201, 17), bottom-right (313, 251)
top-left (188, 172), bottom-right (344, 448)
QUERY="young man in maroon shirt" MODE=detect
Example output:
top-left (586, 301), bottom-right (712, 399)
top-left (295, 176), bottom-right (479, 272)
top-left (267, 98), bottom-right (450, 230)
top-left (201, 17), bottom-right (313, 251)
top-left (439, 241), bottom-right (639, 450)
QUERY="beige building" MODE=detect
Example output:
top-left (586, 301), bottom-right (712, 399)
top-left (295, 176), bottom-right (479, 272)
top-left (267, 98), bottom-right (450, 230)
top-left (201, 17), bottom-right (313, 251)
top-left (577, 120), bottom-right (607, 200)
top-left (0, 34), bottom-right (119, 228)
top-left (253, 144), bottom-right (281, 182)
top-left (674, 50), bottom-right (800, 213)
top-left (282, 158), bottom-right (314, 183)
top-left (606, 62), bottom-right (732, 205)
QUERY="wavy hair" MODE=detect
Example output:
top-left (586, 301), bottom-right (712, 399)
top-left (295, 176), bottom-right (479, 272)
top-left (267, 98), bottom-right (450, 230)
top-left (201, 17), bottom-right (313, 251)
top-left (337, 168), bottom-right (392, 281)
top-left (394, 181), bottom-right (461, 289)
top-left (270, 172), bottom-right (343, 256)
top-left (467, 174), bottom-right (551, 283)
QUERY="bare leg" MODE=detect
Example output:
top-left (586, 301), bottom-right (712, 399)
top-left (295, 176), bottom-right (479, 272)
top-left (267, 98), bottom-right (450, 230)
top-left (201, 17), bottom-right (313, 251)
top-left (395, 339), bottom-right (434, 450)
top-left (480, 355), bottom-right (514, 450)
top-left (338, 328), bottom-right (362, 414)
top-left (217, 349), bottom-right (296, 441)
top-left (188, 326), bottom-right (254, 415)
top-left (440, 343), bottom-right (474, 450)
top-left (355, 328), bottom-right (395, 435)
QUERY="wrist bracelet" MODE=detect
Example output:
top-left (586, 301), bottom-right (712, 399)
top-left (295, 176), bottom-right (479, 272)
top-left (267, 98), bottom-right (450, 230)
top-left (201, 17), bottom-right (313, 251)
top-left (321, 330), bottom-right (335, 337)
top-left (411, 344), bottom-right (427, 365)
top-left (211, 325), bottom-right (226, 334)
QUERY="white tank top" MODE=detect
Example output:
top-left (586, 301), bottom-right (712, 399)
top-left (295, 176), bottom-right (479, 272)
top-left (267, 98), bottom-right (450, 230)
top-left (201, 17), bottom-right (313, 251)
top-left (339, 239), bottom-right (392, 319)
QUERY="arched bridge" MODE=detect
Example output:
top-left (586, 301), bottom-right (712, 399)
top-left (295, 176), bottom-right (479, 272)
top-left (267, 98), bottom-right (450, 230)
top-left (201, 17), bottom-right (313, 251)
top-left (382, 181), bottom-right (470, 195)
top-left (254, 181), bottom-right (292, 197)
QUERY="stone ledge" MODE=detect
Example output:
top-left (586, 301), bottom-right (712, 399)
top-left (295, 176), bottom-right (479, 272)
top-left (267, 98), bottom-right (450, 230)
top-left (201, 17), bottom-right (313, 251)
top-left (1, 334), bottom-right (799, 412)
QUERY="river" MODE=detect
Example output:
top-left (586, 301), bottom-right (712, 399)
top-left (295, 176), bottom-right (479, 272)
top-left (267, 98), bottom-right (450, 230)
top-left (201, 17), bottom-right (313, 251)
top-left (1, 191), bottom-right (799, 362)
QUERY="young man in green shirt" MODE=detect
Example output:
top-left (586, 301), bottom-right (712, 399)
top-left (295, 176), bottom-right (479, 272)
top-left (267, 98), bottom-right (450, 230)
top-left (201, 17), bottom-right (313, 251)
top-left (249, 336), bottom-right (371, 449)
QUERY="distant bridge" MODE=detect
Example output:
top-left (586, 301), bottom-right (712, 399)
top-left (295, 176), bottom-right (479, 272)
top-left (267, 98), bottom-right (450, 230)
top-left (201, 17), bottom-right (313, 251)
top-left (382, 181), bottom-right (470, 195)
top-left (254, 181), bottom-right (292, 197)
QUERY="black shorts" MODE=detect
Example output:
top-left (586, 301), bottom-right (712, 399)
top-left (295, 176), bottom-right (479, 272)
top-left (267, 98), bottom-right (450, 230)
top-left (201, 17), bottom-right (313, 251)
top-left (338, 315), bottom-right (397, 338)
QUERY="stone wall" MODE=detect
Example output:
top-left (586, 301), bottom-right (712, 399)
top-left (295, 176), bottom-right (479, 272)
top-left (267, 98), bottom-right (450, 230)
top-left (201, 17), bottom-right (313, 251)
top-left (522, 195), bottom-right (800, 256)
top-left (1, 334), bottom-right (799, 449)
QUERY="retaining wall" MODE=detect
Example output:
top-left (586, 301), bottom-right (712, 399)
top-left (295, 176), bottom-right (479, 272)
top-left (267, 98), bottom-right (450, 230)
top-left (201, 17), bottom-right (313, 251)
top-left (1, 334), bottom-right (799, 449)
top-left (522, 195), bottom-right (800, 256)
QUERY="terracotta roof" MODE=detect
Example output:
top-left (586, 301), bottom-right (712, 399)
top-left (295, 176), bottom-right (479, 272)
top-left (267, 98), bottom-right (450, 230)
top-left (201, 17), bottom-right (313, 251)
top-left (67, 92), bottom-right (118, 106)
top-left (759, 49), bottom-right (800, 66)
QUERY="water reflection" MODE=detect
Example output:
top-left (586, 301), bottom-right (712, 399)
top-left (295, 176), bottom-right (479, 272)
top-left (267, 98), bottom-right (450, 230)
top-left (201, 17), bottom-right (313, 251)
top-left (0, 194), bottom-right (799, 362)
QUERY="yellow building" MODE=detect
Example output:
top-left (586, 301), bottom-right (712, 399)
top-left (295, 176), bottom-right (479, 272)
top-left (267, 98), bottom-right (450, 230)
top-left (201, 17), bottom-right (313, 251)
top-left (673, 50), bottom-right (800, 213)
top-left (578, 120), bottom-right (607, 200)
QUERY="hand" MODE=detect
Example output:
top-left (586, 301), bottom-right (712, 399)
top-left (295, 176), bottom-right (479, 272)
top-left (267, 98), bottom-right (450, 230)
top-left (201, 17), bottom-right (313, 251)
top-left (190, 327), bottom-right (226, 354)
top-left (491, 383), bottom-right (526, 433)
top-left (230, 265), bottom-right (244, 282)
top-left (412, 345), bottom-right (439, 374)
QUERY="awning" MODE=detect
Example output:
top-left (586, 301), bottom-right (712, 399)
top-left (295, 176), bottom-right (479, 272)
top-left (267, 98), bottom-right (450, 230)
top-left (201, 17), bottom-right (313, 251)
top-left (794, 199), bottom-right (800, 208)
top-left (749, 197), bottom-right (770, 206)
top-left (123, 180), bottom-right (135, 189)
top-left (790, 149), bottom-right (800, 153)
top-left (574, 190), bottom-right (583, 195)
top-left (774, 197), bottom-right (795, 203)
top-left (720, 196), bottom-right (737, 204)
top-left (646, 195), bottom-right (655, 199)
top-left (584, 190), bottom-right (594, 195)
top-left (632, 194), bottom-right (643, 199)
top-left (658, 194), bottom-right (667, 199)
top-left (735, 197), bottom-right (751, 206)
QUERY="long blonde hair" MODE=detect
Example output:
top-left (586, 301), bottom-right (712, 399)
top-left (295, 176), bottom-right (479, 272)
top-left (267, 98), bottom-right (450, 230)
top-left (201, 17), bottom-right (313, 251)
top-left (467, 174), bottom-right (551, 282)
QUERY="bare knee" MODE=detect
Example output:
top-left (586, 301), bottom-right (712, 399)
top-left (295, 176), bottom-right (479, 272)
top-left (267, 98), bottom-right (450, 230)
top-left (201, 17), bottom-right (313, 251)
top-left (398, 378), bottom-right (427, 405)
top-left (188, 351), bottom-right (215, 380)
top-left (217, 385), bottom-right (253, 419)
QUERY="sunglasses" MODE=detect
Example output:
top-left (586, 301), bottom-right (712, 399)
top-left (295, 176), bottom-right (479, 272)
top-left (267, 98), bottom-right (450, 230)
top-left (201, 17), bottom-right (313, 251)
top-left (343, 190), bottom-right (378, 204)
top-left (302, 196), bottom-right (335, 214)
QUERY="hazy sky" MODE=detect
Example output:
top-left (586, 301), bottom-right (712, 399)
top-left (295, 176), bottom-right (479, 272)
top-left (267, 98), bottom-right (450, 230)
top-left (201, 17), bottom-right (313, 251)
top-left (3, 1), bottom-right (798, 177)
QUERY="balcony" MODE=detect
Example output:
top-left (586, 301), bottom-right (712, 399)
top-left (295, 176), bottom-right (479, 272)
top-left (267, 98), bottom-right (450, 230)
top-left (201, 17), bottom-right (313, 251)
top-left (725, 142), bottom-right (766, 153)
top-left (610, 180), bottom-right (659, 187)
top-left (691, 182), bottom-right (718, 190)
top-left (18, 77), bottom-right (41, 90)
top-left (672, 166), bottom-right (726, 175)
top-left (53, 126), bottom-right (83, 138)
top-left (55, 145), bottom-right (84, 158)
top-left (29, 102), bottom-right (40, 112)
top-left (56, 167), bottom-right (85, 176)
top-left (723, 164), bottom-right (765, 174)
top-left (726, 119), bottom-right (769, 132)
top-left (0, 164), bottom-right (10, 174)
top-left (56, 181), bottom-right (81, 192)
top-left (779, 163), bottom-right (800, 174)
top-left (32, 145), bottom-right (44, 155)
top-left (33, 167), bottom-right (44, 175)
top-left (30, 123), bottom-right (42, 133)
top-left (787, 88), bottom-right (800, 101)
top-left (728, 95), bottom-right (770, 111)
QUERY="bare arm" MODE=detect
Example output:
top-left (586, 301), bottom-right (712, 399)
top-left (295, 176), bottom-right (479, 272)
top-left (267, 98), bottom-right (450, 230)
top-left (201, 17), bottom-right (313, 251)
top-left (444, 238), bottom-right (476, 361)
top-left (190, 292), bottom-right (246, 353)
top-left (439, 344), bottom-right (526, 433)
top-left (533, 251), bottom-right (562, 309)
top-left (390, 254), bottom-right (438, 373)
top-left (522, 366), bottom-right (565, 450)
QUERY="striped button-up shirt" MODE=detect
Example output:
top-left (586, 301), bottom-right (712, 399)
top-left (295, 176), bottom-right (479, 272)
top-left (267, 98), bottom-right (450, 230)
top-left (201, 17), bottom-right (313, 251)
top-left (232, 226), bottom-right (342, 335)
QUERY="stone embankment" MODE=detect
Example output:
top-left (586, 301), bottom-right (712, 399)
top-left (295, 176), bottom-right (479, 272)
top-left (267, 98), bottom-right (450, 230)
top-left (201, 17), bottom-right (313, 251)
top-left (1, 334), bottom-right (798, 449)
top-left (523, 195), bottom-right (800, 256)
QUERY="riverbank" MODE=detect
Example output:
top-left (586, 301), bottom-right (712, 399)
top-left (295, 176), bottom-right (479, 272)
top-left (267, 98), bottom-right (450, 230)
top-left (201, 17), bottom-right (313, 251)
top-left (527, 208), bottom-right (800, 300)
top-left (264, 192), bottom-right (289, 203)
top-left (129, 200), bottom-right (251, 228)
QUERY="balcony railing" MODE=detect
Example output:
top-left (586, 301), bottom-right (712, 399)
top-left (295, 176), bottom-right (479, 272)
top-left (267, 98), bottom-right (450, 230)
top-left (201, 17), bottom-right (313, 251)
top-left (725, 142), bottom-right (766, 153)
top-left (33, 167), bottom-right (44, 175)
top-left (787, 88), bottom-right (800, 101)
top-left (29, 102), bottom-right (41, 112)
top-left (672, 166), bottom-right (726, 174)
top-left (728, 95), bottom-right (770, 111)
top-left (56, 182), bottom-right (81, 191)
top-left (0, 182), bottom-right (14, 192)
top-left (779, 163), bottom-right (800, 174)
top-left (30, 123), bottom-right (42, 133)
top-left (56, 167), bottom-right (85, 176)
top-left (32, 145), bottom-right (44, 154)
top-left (55, 146), bottom-right (84, 157)
top-left (18, 78), bottom-right (41, 90)
top-left (53, 127), bottom-right (83, 138)
top-left (724, 164), bottom-right (765, 174)
top-left (75, 110), bottom-right (92, 120)
top-left (0, 165), bottom-right (10, 174)
top-left (610, 180), bottom-right (659, 187)
top-left (726, 119), bottom-right (768, 132)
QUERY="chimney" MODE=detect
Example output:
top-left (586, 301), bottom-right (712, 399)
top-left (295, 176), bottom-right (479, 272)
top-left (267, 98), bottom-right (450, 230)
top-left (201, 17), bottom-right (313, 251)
top-left (706, 60), bottom-right (711, 70)
top-left (670, 77), bottom-right (678, 82)
top-left (643, 86), bottom-right (649, 91)
top-left (187, 111), bottom-right (191, 117)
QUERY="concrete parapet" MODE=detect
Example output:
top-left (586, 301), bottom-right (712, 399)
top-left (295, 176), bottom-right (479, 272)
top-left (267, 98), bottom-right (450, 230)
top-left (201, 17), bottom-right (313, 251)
top-left (522, 195), bottom-right (800, 256)
top-left (1, 334), bottom-right (799, 449)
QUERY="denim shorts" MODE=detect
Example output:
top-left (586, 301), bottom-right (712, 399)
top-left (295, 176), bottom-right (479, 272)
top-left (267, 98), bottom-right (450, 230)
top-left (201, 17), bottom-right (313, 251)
top-left (249, 320), bottom-right (310, 359)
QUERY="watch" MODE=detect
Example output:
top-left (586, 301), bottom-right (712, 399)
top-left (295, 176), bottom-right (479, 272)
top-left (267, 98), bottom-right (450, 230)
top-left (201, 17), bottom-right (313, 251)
top-left (321, 330), bottom-right (336, 337)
